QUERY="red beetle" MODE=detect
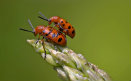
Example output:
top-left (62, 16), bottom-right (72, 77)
top-left (38, 12), bottom-right (75, 38)
top-left (20, 19), bottom-right (67, 58)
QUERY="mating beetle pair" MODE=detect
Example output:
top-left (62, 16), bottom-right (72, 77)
top-left (20, 12), bottom-right (75, 58)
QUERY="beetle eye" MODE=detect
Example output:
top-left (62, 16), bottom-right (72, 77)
top-left (48, 19), bottom-right (51, 22)
top-left (61, 21), bottom-right (63, 23)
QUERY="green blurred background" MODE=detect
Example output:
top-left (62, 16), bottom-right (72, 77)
top-left (0, 0), bottom-right (130, 81)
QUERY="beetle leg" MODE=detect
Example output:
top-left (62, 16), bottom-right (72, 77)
top-left (57, 23), bottom-right (68, 35)
top-left (57, 23), bottom-right (63, 29)
top-left (63, 29), bottom-right (68, 34)
top-left (35, 35), bottom-right (41, 44)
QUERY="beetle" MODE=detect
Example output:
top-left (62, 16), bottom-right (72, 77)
top-left (38, 12), bottom-right (75, 38)
top-left (19, 19), bottom-right (67, 58)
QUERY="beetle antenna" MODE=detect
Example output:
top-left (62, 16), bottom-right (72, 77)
top-left (38, 12), bottom-right (49, 21)
top-left (19, 28), bottom-right (34, 33)
top-left (38, 16), bottom-right (49, 21)
top-left (28, 19), bottom-right (34, 30)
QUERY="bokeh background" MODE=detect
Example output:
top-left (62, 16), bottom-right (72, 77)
top-left (0, 0), bottom-right (130, 81)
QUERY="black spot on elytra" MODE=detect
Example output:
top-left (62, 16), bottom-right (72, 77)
top-left (68, 26), bottom-right (71, 29)
top-left (46, 34), bottom-right (48, 36)
top-left (58, 38), bottom-right (62, 42)
top-left (72, 30), bottom-right (75, 34)
top-left (62, 24), bottom-right (65, 26)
